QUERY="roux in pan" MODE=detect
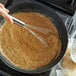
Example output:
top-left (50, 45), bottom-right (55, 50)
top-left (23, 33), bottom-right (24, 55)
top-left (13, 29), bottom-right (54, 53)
top-left (0, 12), bottom-right (61, 70)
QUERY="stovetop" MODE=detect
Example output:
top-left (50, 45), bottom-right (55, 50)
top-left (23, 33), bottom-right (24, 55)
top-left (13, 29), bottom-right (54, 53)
top-left (0, 0), bottom-right (74, 76)
top-left (35, 0), bottom-right (76, 15)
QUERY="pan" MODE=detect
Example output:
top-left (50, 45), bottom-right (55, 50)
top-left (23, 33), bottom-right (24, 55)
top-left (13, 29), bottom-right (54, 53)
top-left (0, 2), bottom-right (68, 74)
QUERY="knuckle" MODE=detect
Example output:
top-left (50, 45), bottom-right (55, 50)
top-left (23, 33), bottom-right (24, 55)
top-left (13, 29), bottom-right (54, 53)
top-left (0, 3), bottom-right (4, 8)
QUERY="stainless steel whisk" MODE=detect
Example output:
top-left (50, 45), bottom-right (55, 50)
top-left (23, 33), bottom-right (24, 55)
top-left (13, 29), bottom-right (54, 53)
top-left (9, 15), bottom-right (49, 47)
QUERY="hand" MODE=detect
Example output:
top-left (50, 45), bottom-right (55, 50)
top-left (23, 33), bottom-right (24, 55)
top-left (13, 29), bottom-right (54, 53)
top-left (0, 3), bottom-right (13, 23)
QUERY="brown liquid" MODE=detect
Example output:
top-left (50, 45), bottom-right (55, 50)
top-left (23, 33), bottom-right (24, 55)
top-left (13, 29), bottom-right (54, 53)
top-left (0, 12), bottom-right (61, 70)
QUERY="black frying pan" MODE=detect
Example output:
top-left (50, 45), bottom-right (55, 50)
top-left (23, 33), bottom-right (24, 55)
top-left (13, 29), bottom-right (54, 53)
top-left (0, 2), bottom-right (68, 74)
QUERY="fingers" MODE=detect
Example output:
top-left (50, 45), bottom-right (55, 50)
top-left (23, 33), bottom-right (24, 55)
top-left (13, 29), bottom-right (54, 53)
top-left (3, 7), bottom-right (9, 13)
top-left (0, 3), bottom-right (9, 13)
top-left (3, 12), bottom-right (13, 24)
top-left (0, 3), bottom-right (4, 8)
top-left (0, 3), bottom-right (13, 24)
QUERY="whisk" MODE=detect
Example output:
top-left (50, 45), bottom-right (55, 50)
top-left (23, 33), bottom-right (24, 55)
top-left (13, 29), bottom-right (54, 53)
top-left (9, 15), bottom-right (49, 47)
